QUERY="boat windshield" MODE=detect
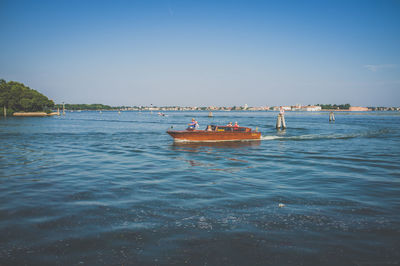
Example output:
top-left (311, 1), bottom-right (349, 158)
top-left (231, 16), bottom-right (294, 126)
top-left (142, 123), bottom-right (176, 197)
top-left (215, 126), bottom-right (249, 132)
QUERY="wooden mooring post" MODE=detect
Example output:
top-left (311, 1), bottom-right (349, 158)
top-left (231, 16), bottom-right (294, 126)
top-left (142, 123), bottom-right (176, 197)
top-left (276, 113), bottom-right (286, 129)
top-left (329, 111), bottom-right (335, 122)
top-left (3, 106), bottom-right (6, 117)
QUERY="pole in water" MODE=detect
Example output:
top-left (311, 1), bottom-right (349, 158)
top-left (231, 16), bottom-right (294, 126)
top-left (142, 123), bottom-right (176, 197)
top-left (62, 102), bottom-right (65, 116)
top-left (276, 113), bottom-right (286, 129)
top-left (208, 111), bottom-right (213, 117)
top-left (329, 111), bottom-right (335, 122)
top-left (281, 114), bottom-right (286, 128)
top-left (3, 106), bottom-right (6, 117)
top-left (276, 114), bottom-right (282, 129)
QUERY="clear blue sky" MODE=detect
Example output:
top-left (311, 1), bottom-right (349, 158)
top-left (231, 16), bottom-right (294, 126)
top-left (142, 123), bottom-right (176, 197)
top-left (1, 0), bottom-right (399, 106)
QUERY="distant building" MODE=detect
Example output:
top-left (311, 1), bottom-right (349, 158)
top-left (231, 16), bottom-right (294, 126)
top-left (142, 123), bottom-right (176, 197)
top-left (349, 106), bottom-right (369, 111)
top-left (247, 106), bottom-right (269, 111)
top-left (291, 104), bottom-right (302, 111)
top-left (301, 105), bottom-right (322, 111)
top-left (271, 106), bottom-right (291, 111)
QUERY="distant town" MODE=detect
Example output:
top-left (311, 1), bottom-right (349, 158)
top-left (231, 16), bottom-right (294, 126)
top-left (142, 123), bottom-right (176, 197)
top-left (54, 103), bottom-right (400, 112)
top-left (4, 79), bottom-right (397, 117)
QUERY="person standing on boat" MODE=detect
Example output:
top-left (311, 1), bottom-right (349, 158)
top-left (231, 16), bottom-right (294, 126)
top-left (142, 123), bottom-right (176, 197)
top-left (188, 118), bottom-right (199, 130)
top-left (234, 121), bottom-right (239, 128)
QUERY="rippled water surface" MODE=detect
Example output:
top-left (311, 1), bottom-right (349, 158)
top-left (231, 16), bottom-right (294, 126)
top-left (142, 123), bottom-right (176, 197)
top-left (1, 111), bottom-right (400, 265)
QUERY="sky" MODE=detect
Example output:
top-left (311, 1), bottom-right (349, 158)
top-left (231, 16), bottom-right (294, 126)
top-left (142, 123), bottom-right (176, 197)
top-left (0, 0), bottom-right (399, 107)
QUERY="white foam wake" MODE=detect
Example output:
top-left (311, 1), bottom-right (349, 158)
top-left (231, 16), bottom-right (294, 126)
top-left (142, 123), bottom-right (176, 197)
top-left (260, 135), bottom-right (283, 140)
top-left (260, 133), bottom-right (366, 141)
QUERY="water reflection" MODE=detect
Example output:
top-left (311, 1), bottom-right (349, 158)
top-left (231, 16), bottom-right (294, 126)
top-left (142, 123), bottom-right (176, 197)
top-left (276, 129), bottom-right (287, 136)
top-left (170, 141), bottom-right (259, 173)
top-left (171, 140), bottom-right (261, 150)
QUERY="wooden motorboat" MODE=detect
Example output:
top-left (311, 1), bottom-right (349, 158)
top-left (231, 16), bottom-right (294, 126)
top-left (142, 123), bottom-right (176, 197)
top-left (167, 125), bottom-right (261, 142)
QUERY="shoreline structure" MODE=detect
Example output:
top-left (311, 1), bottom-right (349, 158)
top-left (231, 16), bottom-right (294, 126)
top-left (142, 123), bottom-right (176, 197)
top-left (13, 112), bottom-right (58, 117)
top-left (8, 105), bottom-right (399, 117)
top-left (52, 104), bottom-right (400, 112)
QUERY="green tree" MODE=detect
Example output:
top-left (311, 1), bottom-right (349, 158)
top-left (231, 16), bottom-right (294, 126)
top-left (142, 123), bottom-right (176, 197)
top-left (0, 79), bottom-right (54, 114)
top-left (54, 103), bottom-right (113, 110)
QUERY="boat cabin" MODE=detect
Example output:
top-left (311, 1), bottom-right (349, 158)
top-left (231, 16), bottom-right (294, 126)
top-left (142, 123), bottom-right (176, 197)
top-left (205, 125), bottom-right (251, 132)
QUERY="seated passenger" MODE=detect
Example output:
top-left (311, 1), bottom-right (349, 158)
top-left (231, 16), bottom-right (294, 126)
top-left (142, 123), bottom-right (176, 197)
top-left (234, 121), bottom-right (239, 128)
top-left (227, 122), bottom-right (233, 127)
top-left (206, 125), bottom-right (212, 131)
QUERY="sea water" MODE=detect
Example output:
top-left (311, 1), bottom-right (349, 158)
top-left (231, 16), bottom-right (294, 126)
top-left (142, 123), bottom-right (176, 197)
top-left (1, 111), bottom-right (399, 265)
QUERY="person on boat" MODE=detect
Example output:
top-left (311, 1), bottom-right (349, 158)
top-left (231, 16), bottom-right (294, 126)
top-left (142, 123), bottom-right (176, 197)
top-left (206, 125), bottom-right (212, 131)
top-left (227, 122), bottom-right (233, 126)
top-left (188, 118), bottom-right (199, 130)
top-left (234, 121), bottom-right (239, 128)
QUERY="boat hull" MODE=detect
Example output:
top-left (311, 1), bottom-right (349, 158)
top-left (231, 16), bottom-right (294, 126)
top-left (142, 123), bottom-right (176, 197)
top-left (167, 130), bottom-right (261, 142)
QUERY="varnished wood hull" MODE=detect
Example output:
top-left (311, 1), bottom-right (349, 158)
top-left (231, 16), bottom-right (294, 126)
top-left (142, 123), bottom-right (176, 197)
top-left (167, 130), bottom-right (261, 142)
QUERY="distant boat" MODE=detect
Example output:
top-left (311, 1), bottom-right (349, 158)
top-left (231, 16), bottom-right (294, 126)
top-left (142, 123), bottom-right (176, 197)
top-left (167, 125), bottom-right (261, 142)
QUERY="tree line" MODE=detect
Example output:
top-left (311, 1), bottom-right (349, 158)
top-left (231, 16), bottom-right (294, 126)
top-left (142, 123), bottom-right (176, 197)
top-left (54, 104), bottom-right (113, 110)
top-left (316, 104), bottom-right (351, 110)
top-left (0, 79), bottom-right (54, 114)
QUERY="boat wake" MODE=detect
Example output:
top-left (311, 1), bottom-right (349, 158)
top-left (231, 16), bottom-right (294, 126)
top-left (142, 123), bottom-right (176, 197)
top-left (260, 135), bottom-right (283, 140)
top-left (261, 129), bottom-right (389, 141)
top-left (261, 133), bottom-right (359, 141)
